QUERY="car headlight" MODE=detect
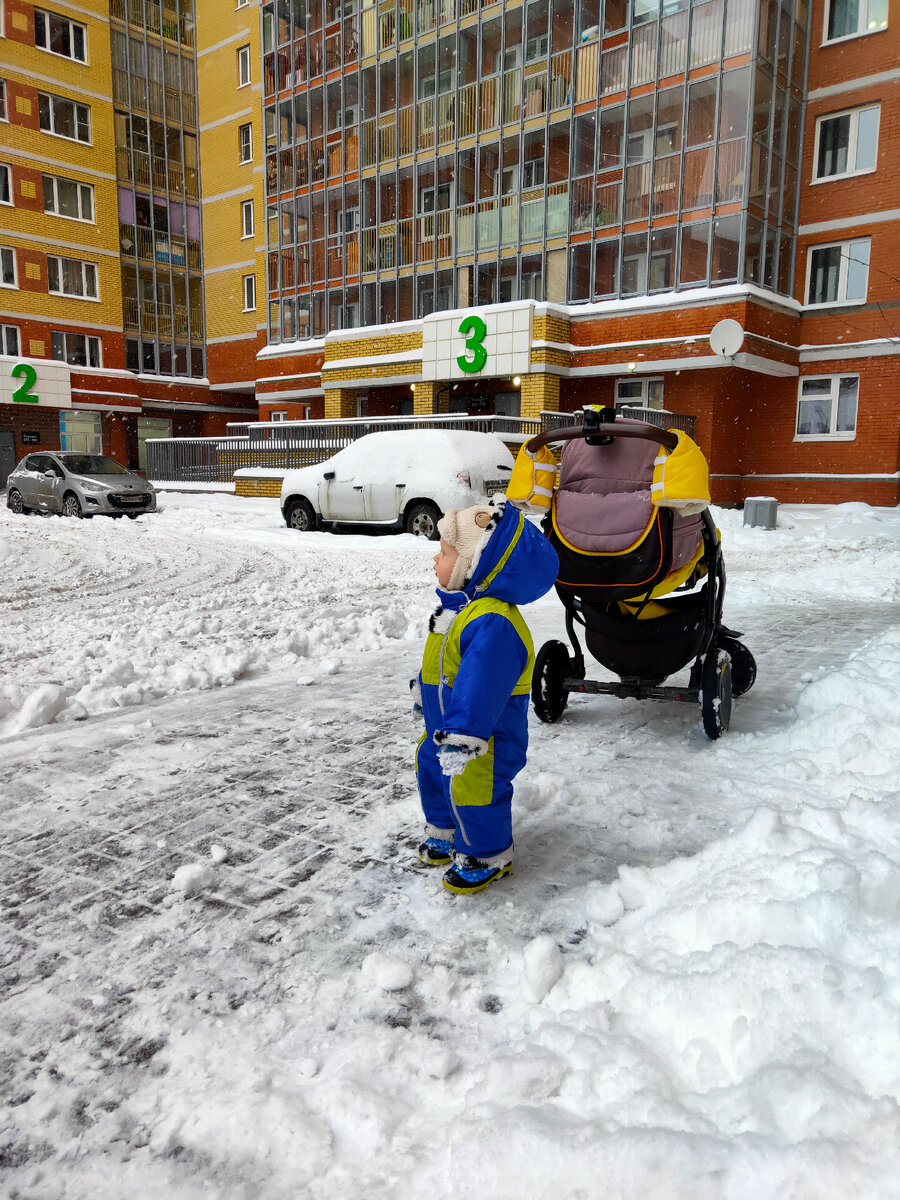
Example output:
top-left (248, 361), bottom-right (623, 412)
top-left (80, 480), bottom-right (105, 492)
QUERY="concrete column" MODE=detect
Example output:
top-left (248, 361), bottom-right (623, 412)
top-left (411, 381), bottom-right (436, 414)
top-left (323, 388), bottom-right (358, 419)
top-left (520, 372), bottom-right (560, 420)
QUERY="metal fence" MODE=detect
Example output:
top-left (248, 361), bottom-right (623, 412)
top-left (146, 409), bottom-right (697, 485)
top-left (145, 413), bottom-right (542, 484)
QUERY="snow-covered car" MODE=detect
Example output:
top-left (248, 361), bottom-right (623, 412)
top-left (280, 429), bottom-right (515, 538)
top-left (5, 452), bottom-right (157, 519)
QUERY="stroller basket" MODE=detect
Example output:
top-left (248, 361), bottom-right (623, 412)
top-left (513, 411), bottom-right (756, 739)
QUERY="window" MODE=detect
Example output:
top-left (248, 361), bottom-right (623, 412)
top-left (59, 410), bottom-right (102, 454)
top-left (0, 81), bottom-right (7, 122)
top-left (34, 9), bottom-right (87, 62)
top-left (815, 106), bottom-right (879, 180)
top-left (38, 91), bottom-right (91, 143)
top-left (615, 377), bottom-right (665, 410)
top-left (825, 0), bottom-right (888, 41)
top-left (241, 198), bottom-right (254, 238)
top-left (270, 410), bottom-right (287, 422)
top-left (242, 273), bottom-right (256, 310)
top-left (237, 0), bottom-right (251, 6)
top-left (47, 254), bottom-right (98, 299)
top-left (239, 122), bottom-right (252, 162)
top-left (51, 330), bottom-right (101, 367)
top-left (1, 324), bottom-right (20, 355)
top-left (238, 45), bottom-right (251, 87)
top-left (0, 163), bottom-right (10, 205)
top-left (1, 245), bottom-right (16, 287)
top-left (42, 174), bottom-right (94, 222)
top-left (806, 238), bottom-right (869, 305)
top-left (796, 375), bottom-right (858, 439)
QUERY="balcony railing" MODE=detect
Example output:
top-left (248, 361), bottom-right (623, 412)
top-left (120, 223), bottom-right (201, 271)
top-left (116, 147), bottom-right (198, 198)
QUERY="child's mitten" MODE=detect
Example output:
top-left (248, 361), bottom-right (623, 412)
top-left (438, 745), bottom-right (477, 776)
top-left (409, 677), bottom-right (423, 719)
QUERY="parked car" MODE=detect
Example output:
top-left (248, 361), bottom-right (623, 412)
top-left (279, 429), bottom-right (515, 538)
top-left (5, 452), bottom-right (157, 519)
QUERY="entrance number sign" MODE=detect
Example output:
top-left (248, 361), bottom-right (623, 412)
top-left (11, 363), bottom-right (39, 404)
top-left (456, 315), bottom-right (488, 374)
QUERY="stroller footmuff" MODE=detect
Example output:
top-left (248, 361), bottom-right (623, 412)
top-left (508, 409), bottom-right (756, 739)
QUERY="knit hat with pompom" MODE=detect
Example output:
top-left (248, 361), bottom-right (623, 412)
top-left (437, 499), bottom-right (505, 591)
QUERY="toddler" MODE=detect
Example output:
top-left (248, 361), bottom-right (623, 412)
top-left (411, 499), bottom-right (559, 893)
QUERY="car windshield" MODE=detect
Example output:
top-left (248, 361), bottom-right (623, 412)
top-left (60, 455), bottom-right (128, 476)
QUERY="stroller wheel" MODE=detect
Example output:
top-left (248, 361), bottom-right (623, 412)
top-left (532, 640), bottom-right (571, 724)
top-left (700, 648), bottom-right (733, 740)
top-left (719, 637), bottom-right (756, 698)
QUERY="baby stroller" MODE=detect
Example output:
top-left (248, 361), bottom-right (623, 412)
top-left (507, 407), bottom-right (756, 740)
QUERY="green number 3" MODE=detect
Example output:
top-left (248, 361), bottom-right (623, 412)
top-left (11, 363), bottom-right (39, 405)
top-left (456, 314), bottom-right (488, 374)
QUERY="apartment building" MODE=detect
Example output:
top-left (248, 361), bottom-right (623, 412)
top-left (256, 0), bottom-right (898, 505)
top-left (2, 0), bottom-right (896, 504)
top-left (0, 0), bottom-right (254, 484)
top-left (194, 0), bottom-right (267, 411)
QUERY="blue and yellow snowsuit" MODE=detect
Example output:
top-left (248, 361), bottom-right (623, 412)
top-left (416, 503), bottom-right (559, 860)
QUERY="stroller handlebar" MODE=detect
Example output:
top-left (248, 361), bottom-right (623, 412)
top-left (524, 422), bottom-right (679, 454)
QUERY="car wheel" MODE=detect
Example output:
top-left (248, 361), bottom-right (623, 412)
top-left (405, 501), bottom-right (441, 540)
top-left (126, 513), bottom-right (141, 520)
top-left (6, 488), bottom-right (28, 515)
top-left (285, 497), bottom-right (316, 532)
top-left (62, 492), bottom-right (87, 519)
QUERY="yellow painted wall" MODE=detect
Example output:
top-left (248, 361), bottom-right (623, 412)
top-left (195, 0), bottom-right (265, 345)
top-left (0, 2), bottom-right (122, 334)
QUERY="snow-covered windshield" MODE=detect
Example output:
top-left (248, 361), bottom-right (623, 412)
top-left (60, 455), bottom-right (128, 476)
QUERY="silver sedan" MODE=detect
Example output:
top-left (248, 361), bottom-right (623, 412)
top-left (5, 452), bottom-right (157, 519)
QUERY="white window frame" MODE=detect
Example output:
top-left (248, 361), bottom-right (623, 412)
top-left (270, 410), bottom-right (287, 422)
top-left (805, 237), bottom-right (870, 307)
top-left (795, 374), bottom-right (859, 441)
top-left (38, 91), bottom-right (91, 144)
top-left (813, 105), bottom-right (880, 182)
top-left (0, 81), bottom-right (7, 122)
top-left (241, 198), bottom-right (254, 238)
top-left (242, 273), bottom-right (256, 311)
top-left (51, 329), bottom-right (102, 367)
top-left (239, 122), bottom-right (252, 163)
top-left (47, 254), bottom-right (99, 300)
top-left (237, 0), bottom-right (251, 7)
top-left (823, 0), bottom-right (888, 43)
top-left (1, 323), bottom-right (20, 355)
top-left (60, 410), bottom-right (102, 454)
top-left (0, 245), bottom-right (16, 288)
top-left (237, 44), bottom-right (251, 87)
top-left (42, 173), bottom-right (94, 222)
top-left (615, 376), bottom-right (665, 410)
top-left (0, 162), bottom-right (10, 205)
top-left (34, 8), bottom-right (87, 63)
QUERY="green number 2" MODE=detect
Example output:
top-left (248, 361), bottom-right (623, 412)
top-left (11, 363), bottom-right (39, 405)
top-left (456, 314), bottom-right (488, 374)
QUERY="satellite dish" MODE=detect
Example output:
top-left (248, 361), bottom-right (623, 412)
top-left (709, 319), bottom-right (744, 358)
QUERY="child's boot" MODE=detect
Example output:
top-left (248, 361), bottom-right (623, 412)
top-left (418, 824), bottom-right (454, 866)
top-left (442, 849), bottom-right (512, 894)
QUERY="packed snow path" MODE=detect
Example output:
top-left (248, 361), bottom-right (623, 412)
top-left (1, 495), bottom-right (899, 1199)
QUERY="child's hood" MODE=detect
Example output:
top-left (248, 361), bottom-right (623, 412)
top-left (459, 501), bottom-right (559, 606)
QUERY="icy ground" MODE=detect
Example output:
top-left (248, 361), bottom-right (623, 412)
top-left (1, 493), bottom-right (899, 1200)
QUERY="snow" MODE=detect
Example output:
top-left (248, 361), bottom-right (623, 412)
top-left (1, 494), bottom-right (899, 1198)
